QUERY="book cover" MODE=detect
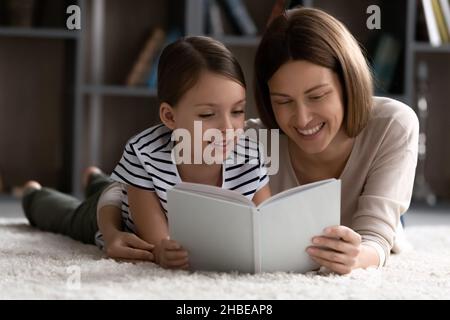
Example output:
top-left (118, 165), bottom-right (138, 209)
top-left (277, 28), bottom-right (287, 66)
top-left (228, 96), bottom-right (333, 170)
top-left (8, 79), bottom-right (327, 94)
top-left (167, 179), bottom-right (341, 273)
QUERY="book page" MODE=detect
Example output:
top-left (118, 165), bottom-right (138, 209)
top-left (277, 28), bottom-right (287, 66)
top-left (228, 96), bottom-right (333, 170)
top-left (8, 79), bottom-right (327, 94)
top-left (258, 179), bottom-right (341, 273)
top-left (172, 182), bottom-right (254, 206)
top-left (257, 178), bottom-right (336, 208)
top-left (167, 189), bottom-right (257, 273)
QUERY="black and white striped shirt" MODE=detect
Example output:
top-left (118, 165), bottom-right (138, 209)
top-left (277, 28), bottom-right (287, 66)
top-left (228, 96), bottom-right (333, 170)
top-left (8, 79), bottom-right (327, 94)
top-left (107, 123), bottom-right (269, 238)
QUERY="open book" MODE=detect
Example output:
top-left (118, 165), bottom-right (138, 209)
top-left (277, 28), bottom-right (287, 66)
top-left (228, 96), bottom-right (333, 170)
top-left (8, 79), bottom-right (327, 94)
top-left (167, 179), bottom-right (340, 274)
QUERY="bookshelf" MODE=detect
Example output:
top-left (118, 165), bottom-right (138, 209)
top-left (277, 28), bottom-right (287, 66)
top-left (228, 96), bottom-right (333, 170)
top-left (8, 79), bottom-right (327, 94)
top-left (0, 0), bottom-right (83, 194)
top-left (1, 0), bottom-right (449, 200)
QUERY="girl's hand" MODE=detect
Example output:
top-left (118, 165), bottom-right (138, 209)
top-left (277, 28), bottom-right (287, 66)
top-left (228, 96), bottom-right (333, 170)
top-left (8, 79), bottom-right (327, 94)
top-left (156, 238), bottom-right (190, 270)
top-left (306, 225), bottom-right (362, 275)
top-left (105, 231), bottom-right (155, 262)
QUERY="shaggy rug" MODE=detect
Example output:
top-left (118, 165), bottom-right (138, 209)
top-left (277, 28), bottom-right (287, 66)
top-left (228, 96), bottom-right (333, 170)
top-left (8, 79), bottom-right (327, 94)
top-left (1, 218), bottom-right (449, 300)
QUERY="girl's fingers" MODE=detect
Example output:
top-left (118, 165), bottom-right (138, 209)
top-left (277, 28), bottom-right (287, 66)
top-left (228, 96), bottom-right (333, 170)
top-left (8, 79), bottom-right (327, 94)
top-left (164, 249), bottom-right (188, 261)
top-left (124, 234), bottom-right (155, 251)
top-left (113, 246), bottom-right (154, 261)
top-left (161, 239), bottom-right (182, 250)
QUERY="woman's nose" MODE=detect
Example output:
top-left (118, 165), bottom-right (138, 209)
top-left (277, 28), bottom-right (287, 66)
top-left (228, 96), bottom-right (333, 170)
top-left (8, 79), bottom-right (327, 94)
top-left (295, 104), bottom-right (313, 128)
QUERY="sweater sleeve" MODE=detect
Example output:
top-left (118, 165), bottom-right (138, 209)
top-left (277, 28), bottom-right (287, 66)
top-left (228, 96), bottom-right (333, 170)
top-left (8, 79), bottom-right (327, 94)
top-left (351, 108), bottom-right (419, 264)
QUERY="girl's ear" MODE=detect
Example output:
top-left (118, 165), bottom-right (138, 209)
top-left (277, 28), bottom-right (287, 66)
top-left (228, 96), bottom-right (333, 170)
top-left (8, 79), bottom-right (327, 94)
top-left (160, 102), bottom-right (176, 130)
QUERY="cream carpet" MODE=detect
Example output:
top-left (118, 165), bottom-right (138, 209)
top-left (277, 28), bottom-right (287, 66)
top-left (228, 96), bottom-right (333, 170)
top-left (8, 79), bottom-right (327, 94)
top-left (1, 218), bottom-right (449, 300)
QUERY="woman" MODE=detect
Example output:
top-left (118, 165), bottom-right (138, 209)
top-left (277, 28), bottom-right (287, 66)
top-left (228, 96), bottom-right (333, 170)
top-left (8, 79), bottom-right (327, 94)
top-left (250, 7), bottom-right (418, 274)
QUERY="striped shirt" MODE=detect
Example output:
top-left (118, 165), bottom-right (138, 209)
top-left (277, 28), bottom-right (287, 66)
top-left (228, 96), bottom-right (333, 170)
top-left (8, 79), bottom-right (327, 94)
top-left (95, 123), bottom-right (269, 248)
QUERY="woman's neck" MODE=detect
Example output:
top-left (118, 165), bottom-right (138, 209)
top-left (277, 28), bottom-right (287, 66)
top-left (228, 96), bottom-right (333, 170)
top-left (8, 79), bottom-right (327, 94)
top-left (288, 129), bottom-right (355, 184)
top-left (177, 163), bottom-right (223, 187)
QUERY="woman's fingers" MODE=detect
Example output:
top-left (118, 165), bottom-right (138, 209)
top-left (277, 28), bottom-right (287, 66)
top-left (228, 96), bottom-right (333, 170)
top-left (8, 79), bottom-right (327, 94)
top-left (310, 236), bottom-right (360, 257)
top-left (309, 256), bottom-right (352, 275)
top-left (307, 246), bottom-right (356, 266)
top-left (322, 226), bottom-right (362, 245)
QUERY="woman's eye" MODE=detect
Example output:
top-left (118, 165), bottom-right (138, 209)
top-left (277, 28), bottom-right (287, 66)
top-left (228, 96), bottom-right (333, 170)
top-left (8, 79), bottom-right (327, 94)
top-left (310, 93), bottom-right (328, 101)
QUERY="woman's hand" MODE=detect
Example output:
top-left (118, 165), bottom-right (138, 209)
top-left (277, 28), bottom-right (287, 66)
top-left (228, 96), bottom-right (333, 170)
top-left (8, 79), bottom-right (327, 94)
top-left (155, 238), bottom-right (190, 270)
top-left (104, 231), bottom-right (155, 262)
top-left (306, 225), bottom-right (362, 275)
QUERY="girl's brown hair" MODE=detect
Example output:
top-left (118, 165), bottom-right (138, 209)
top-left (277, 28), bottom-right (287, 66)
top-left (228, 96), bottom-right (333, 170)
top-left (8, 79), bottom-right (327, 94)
top-left (254, 7), bottom-right (373, 137)
top-left (158, 36), bottom-right (246, 106)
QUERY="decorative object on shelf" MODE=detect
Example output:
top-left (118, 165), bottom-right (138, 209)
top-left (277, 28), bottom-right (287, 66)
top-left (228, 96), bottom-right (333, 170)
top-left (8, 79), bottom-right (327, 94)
top-left (413, 60), bottom-right (437, 206)
top-left (5, 0), bottom-right (36, 27)
top-left (372, 34), bottom-right (402, 94)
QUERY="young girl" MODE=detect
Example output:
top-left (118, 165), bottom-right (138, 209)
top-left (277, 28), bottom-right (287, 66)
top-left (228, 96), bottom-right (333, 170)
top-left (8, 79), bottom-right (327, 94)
top-left (22, 36), bottom-right (271, 270)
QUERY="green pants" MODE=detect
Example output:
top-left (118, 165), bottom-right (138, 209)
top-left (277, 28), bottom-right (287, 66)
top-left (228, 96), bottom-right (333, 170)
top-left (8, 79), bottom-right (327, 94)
top-left (22, 174), bottom-right (114, 245)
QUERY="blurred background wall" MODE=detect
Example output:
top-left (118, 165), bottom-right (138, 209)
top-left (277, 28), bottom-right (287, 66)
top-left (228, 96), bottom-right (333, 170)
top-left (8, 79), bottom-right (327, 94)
top-left (0, 0), bottom-right (449, 205)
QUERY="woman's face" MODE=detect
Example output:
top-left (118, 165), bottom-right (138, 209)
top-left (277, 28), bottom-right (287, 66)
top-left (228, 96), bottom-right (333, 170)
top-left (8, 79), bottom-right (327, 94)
top-left (268, 60), bottom-right (345, 155)
top-left (164, 71), bottom-right (246, 162)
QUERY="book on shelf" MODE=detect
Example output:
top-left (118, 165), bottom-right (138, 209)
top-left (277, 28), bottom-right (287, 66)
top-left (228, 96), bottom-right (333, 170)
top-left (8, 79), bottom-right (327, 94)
top-left (439, 0), bottom-right (450, 38)
top-left (125, 27), bottom-right (166, 87)
top-left (421, 0), bottom-right (442, 46)
top-left (167, 179), bottom-right (341, 274)
top-left (218, 0), bottom-right (258, 36)
top-left (207, 0), bottom-right (225, 36)
top-left (146, 28), bottom-right (182, 89)
top-left (432, 0), bottom-right (450, 43)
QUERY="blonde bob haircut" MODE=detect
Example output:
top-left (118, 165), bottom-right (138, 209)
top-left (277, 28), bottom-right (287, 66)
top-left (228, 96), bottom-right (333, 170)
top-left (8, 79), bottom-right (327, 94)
top-left (254, 7), bottom-right (373, 137)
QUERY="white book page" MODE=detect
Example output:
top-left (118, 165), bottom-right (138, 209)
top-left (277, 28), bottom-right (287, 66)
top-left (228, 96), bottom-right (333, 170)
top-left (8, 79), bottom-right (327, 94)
top-left (173, 182), bottom-right (254, 206)
top-left (167, 189), bottom-right (256, 273)
top-left (258, 179), bottom-right (341, 273)
top-left (257, 178), bottom-right (336, 209)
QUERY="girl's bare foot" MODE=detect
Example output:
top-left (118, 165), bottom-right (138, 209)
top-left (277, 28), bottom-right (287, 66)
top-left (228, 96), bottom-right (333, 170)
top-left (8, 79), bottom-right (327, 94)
top-left (24, 181), bottom-right (42, 191)
top-left (14, 180), bottom-right (42, 198)
top-left (83, 166), bottom-right (103, 188)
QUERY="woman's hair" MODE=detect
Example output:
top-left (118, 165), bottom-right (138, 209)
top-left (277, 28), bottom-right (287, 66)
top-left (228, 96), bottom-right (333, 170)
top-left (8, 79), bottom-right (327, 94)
top-left (254, 7), bottom-right (373, 137)
top-left (158, 36), bottom-right (246, 106)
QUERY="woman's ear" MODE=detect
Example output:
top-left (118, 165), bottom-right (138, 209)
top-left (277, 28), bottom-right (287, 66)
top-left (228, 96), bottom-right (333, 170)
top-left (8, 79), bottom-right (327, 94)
top-left (160, 102), bottom-right (176, 130)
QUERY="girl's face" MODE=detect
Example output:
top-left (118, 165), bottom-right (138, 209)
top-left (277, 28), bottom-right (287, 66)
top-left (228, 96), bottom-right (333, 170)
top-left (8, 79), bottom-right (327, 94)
top-left (161, 71), bottom-right (246, 162)
top-left (268, 60), bottom-right (345, 155)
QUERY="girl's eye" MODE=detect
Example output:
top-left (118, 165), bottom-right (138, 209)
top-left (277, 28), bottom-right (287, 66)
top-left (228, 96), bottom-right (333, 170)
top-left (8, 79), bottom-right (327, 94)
top-left (232, 110), bottom-right (245, 115)
top-left (198, 113), bottom-right (214, 118)
top-left (274, 100), bottom-right (292, 105)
